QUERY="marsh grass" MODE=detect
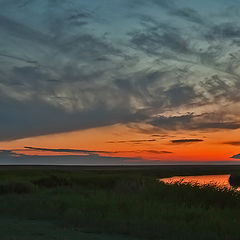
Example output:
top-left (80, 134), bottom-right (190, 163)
top-left (0, 180), bottom-right (36, 194)
top-left (32, 175), bottom-right (73, 188)
top-left (0, 169), bottom-right (240, 239)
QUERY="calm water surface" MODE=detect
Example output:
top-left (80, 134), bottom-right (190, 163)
top-left (159, 174), bottom-right (240, 191)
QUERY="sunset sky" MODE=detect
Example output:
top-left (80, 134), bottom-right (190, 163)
top-left (1, 0), bottom-right (240, 164)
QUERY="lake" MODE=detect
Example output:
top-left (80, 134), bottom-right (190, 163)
top-left (159, 174), bottom-right (240, 191)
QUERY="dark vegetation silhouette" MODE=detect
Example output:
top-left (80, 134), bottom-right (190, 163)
top-left (229, 172), bottom-right (240, 187)
top-left (0, 168), bottom-right (240, 240)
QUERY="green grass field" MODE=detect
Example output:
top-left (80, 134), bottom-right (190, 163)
top-left (0, 165), bottom-right (240, 240)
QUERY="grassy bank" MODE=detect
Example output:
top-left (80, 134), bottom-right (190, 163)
top-left (0, 167), bottom-right (240, 240)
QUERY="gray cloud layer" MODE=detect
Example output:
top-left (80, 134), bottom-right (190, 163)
top-left (24, 146), bottom-right (172, 155)
top-left (1, 0), bottom-right (240, 140)
top-left (0, 149), bottom-right (144, 165)
top-left (0, 147), bottom-right (173, 165)
top-left (24, 146), bottom-right (110, 154)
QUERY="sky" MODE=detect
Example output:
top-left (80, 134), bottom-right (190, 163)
top-left (1, 0), bottom-right (240, 164)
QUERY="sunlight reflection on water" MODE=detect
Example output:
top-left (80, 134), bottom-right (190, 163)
top-left (159, 174), bottom-right (240, 191)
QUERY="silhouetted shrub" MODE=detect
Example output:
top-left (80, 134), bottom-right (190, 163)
top-left (0, 180), bottom-right (36, 194)
top-left (229, 173), bottom-right (240, 187)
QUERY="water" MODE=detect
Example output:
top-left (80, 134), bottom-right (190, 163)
top-left (159, 174), bottom-right (240, 191)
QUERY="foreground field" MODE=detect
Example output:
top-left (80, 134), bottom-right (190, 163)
top-left (0, 216), bottom-right (136, 240)
top-left (1, 165), bottom-right (240, 240)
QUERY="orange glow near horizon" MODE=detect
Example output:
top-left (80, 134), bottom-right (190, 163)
top-left (1, 123), bottom-right (240, 162)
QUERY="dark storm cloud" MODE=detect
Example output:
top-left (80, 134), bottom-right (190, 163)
top-left (196, 122), bottom-right (240, 130)
top-left (171, 139), bottom-right (203, 144)
top-left (1, 0), bottom-right (240, 141)
top-left (0, 60), bottom-right (149, 140)
top-left (0, 94), bottom-right (145, 141)
top-left (149, 113), bottom-right (240, 131)
top-left (0, 9), bottom-right (143, 141)
top-left (149, 114), bottom-right (194, 130)
top-left (164, 83), bottom-right (200, 107)
top-left (114, 70), bottom-right (203, 114)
